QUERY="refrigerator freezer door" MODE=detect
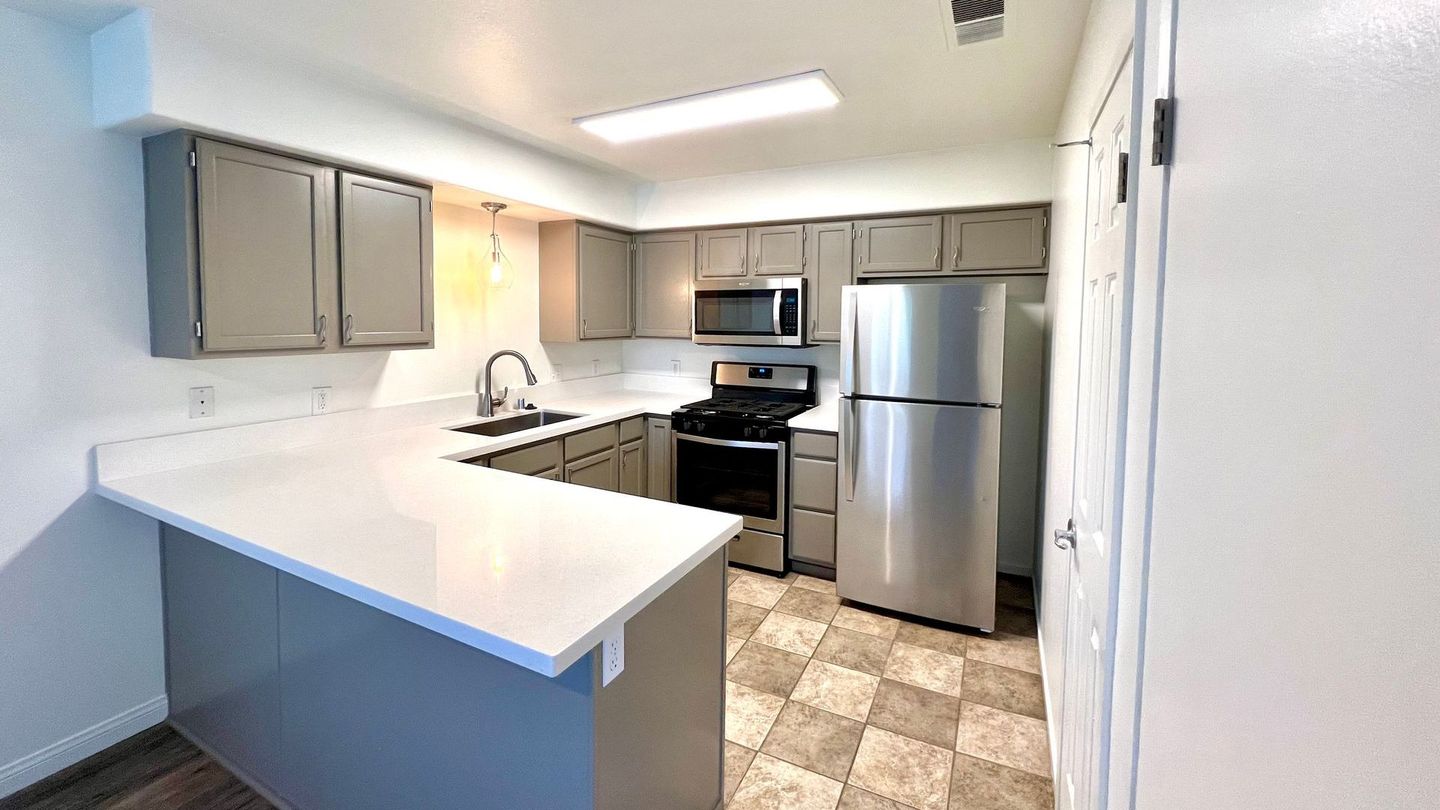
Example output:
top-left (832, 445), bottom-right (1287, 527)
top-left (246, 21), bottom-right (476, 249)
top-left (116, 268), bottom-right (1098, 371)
top-left (836, 398), bottom-right (1001, 629)
top-left (840, 283), bottom-right (1006, 405)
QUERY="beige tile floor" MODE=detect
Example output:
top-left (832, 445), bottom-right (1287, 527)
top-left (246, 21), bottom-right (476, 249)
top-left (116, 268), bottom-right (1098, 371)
top-left (724, 567), bottom-right (1052, 810)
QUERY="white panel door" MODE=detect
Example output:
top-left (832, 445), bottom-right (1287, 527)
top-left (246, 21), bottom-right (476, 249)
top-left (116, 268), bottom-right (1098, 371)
top-left (1058, 54), bottom-right (1133, 810)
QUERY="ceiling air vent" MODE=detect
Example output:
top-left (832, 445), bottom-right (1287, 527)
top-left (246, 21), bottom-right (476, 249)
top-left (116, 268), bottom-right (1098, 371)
top-left (950, 0), bottom-right (1004, 46)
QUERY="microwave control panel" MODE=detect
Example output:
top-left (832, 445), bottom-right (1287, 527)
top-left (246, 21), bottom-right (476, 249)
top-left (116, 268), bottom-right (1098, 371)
top-left (780, 289), bottom-right (800, 336)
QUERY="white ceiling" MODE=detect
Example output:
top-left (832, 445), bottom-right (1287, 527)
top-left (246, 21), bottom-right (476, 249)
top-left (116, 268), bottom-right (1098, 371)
top-left (14, 0), bottom-right (1092, 182)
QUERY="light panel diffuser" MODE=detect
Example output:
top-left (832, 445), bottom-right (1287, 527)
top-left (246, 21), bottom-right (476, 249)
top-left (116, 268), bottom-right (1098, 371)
top-left (574, 70), bottom-right (842, 143)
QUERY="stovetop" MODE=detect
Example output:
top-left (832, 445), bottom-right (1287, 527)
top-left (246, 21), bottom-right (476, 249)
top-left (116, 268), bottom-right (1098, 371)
top-left (675, 397), bottom-right (810, 422)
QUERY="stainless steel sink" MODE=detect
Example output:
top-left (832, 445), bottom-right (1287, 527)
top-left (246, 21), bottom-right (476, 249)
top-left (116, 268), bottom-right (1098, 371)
top-left (449, 410), bottom-right (581, 437)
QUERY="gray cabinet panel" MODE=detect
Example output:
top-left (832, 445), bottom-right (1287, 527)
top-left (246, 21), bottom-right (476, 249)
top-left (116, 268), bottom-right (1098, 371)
top-left (854, 215), bottom-right (944, 276)
top-left (793, 431), bottom-right (839, 460)
top-left (790, 509), bottom-right (837, 566)
top-left (750, 224), bottom-right (804, 277)
top-left (697, 228), bottom-right (749, 278)
top-left (634, 232), bottom-right (695, 338)
top-left (619, 417), bottom-right (644, 444)
top-left (338, 173), bottom-right (433, 346)
top-left (619, 439), bottom-right (646, 497)
top-left (536, 468), bottom-right (561, 481)
top-left (488, 440), bottom-right (562, 476)
top-left (566, 448), bottom-right (619, 491)
top-left (195, 138), bottom-right (335, 351)
top-left (803, 221), bottom-right (853, 342)
top-left (565, 424), bottom-right (619, 461)
top-left (646, 417), bottom-right (672, 501)
top-left (793, 457), bottom-right (838, 513)
top-left (944, 208), bottom-right (1048, 271)
top-left (579, 225), bottom-right (633, 339)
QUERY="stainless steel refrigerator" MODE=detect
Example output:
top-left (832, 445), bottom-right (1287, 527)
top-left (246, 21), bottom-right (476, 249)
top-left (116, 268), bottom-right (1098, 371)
top-left (837, 282), bottom-right (1005, 630)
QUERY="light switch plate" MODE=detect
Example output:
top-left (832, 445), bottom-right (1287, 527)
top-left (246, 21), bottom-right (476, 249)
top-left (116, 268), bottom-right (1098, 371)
top-left (189, 386), bottom-right (214, 419)
top-left (671, 359), bottom-right (681, 376)
top-left (311, 386), bottom-right (332, 415)
top-left (601, 625), bottom-right (624, 686)
top-left (590, 359), bottom-right (600, 377)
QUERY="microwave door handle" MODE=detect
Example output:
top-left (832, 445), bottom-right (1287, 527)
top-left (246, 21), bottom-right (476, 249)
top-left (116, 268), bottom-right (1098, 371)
top-left (772, 292), bottom-right (783, 336)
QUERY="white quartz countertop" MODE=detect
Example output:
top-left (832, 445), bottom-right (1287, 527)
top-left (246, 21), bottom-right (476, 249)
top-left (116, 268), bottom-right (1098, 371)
top-left (94, 388), bottom-right (740, 677)
top-left (790, 382), bottom-right (841, 433)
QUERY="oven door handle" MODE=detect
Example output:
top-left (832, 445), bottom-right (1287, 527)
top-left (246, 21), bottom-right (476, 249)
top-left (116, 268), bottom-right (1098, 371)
top-left (674, 432), bottom-right (782, 451)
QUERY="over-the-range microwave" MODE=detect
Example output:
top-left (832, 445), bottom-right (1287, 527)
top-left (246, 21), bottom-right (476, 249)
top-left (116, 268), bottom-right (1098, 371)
top-left (692, 278), bottom-right (807, 347)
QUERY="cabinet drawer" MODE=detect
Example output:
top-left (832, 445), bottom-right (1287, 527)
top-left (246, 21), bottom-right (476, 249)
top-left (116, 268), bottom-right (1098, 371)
top-left (792, 458), bottom-right (837, 513)
top-left (619, 417), bottom-right (644, 444)
top-left (790, 509), bottom-right (836, 566)
top-left (727, 530), bottom-right (784, 571)
top-left (793, 431), bottom-right (838, 460)
top-left (488, 440), bottom-right (562, 476)
top-left (564, 424), bottom-right (619, 461)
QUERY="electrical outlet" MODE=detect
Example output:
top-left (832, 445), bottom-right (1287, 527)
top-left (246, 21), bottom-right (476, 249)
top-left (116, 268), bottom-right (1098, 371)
top-left (311, 386), bottom-right (332, 415)
top-left (601, 625), bottom-right (624, 686)
top-left (188, 386), bottom-right (214, 419)
top-left (671, 359), bottom-right (682, 376)
top-left (591, 359), bottom-right (600, 377)
top-left (552, 363), bottom-right (563, 382)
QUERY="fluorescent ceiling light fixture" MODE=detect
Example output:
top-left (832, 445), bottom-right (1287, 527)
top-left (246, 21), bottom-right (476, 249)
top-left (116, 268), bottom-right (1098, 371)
top-left (574, 70), bottom-right (842, 143)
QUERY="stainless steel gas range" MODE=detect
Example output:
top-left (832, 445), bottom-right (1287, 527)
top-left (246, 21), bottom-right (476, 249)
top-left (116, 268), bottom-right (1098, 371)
top-left (671, 362), bottom-right (818, 574)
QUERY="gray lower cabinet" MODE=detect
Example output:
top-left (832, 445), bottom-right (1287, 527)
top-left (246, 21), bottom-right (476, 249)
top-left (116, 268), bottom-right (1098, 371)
top-left (619, 439), bottom-right (646, 496)
top-left (854, 215), bottom-right (945, 276)
top-left (696, 228), bottom-right (749, 278)
top-left (143, 131), bottom-right (434, 359)
top-left (790, 431), bottom-right (839, 569)
top-left (566, 448), bottom-right (619, 491)
top-left (338, 172), bottom-right (434, 346)
top-left (486, 440), bottom-right (562, 476)
top-left (803, 221), bottom-right (854, 343)
top-left (750, 224), bottom-right (805, 276)
top-left (540, 221), bottom-right (634, 341)
top-left (646, 417), bottom-right (672, 501)
top-left (944, 208), bottom-right (1048, 272)
top-left (634, 232), bottom-right (695, 338)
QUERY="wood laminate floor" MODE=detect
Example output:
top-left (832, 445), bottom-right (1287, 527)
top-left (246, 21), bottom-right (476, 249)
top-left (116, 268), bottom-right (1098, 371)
top-left (0, 724), bottom-right (270, 810)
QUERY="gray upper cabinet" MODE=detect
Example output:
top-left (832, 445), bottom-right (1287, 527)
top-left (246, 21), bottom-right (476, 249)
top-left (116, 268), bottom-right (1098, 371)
top-left (854, 215), bottom-right (944, 276)
top-left (802, 221), bottom-right (853, 343)
top-left (943, 208), bottom-right (1048, 272)
top-left (540, 220), bottom-right (633, 342)
top-left (634, 231), bottom-right (695, 338)
top-left (750, 224), bottom-right (805, 277)
top-left (142, 130), bottom-right (435, 359)
top-left (696, 228), bottom-right (749, 279)
top-left (338, 173), bottom-right (434, 346)
top-left (195, 139), bottom-right (336, 353)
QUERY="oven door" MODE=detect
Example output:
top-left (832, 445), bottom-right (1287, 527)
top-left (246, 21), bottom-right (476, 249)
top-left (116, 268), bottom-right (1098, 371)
top-left (692, 280), bottom-right (804, 347)
top-left (671, 433), bottom-right (787, 534)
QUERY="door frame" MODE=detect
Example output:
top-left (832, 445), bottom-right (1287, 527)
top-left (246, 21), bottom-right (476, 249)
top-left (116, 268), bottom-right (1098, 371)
top-left (1047, 0), bottom-right (1178, 805)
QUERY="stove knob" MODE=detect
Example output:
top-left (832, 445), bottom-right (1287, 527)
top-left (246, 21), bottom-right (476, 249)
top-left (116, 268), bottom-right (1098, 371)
top-left (682, 420), bottom-right (693, 432)
top-left (743, 426), bottom-right (754, 438)
top-left (758, 427), bottom-right (768, 440)
top-left (695, 421), bottom-right (705, 433)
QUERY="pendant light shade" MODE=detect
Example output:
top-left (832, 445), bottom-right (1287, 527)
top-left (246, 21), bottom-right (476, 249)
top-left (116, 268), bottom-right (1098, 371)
top-left (481, 202), bottom-right (515, 290)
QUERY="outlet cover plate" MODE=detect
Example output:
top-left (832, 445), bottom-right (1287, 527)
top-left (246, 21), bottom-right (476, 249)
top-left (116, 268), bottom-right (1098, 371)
top-left (189, 386), bottom-right (214, 419)
top-left (311, 386), bottom-right (332, 415)
top-left (601, 625), bottom-right (624, 686)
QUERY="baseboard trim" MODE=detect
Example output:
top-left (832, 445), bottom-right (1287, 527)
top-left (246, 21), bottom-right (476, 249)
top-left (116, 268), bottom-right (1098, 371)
top-left (168, 720), bottom-right (296, 810)
top-left (998, 561), bottom-right (1035, 578)
top-left (0, 695), bottom-right (168, 799)
top-left (1034, 597), bottom-right (1062, 786)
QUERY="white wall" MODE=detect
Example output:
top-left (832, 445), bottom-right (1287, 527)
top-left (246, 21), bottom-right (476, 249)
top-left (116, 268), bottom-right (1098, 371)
top-left (1033, 0), bottom-right (1135, 760)
top-left (635, 138), bottom-right (1053, 229)
top-left (0, 7), bottom-right (617, 791)
top-left (623, 340), bottom-right (841, 383)
top-left (1132, 1), bottom-right (1440, 805)
top-left (91, 9), bottom-right (638, 228)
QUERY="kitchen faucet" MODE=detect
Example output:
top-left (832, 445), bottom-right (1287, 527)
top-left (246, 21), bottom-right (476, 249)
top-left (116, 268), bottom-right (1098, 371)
top-left (479, 350), bottom-right (539, 417)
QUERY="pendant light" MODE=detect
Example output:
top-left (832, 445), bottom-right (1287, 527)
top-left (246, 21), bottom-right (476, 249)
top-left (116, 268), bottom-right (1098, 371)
top-left (480, 201), bottom-right (515, 290)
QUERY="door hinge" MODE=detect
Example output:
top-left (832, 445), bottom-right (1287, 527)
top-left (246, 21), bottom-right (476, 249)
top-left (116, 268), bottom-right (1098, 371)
top-left (188, 150), bottom-right (197, 169)
top-left (1117, 152), bottom-right (1130, 204)
top-left (1151, 97), bottom-right (1175, 166)
top-left (194, 320), bottom-right (203, 338)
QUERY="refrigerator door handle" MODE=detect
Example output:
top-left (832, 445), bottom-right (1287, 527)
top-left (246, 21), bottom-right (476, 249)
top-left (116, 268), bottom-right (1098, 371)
top-left (843, 291), bottom-right (860, 395)
top-left (844, 397), bottom-right (859, 502)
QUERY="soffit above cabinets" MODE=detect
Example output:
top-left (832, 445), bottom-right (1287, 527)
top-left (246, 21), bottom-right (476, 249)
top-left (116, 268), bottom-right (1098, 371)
top-left (25, 0), bottom-right (1092, 182)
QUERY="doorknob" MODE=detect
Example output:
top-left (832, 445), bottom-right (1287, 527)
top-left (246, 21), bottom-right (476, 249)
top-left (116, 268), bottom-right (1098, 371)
top-left (1053, 519), bottom-right (1076, 550)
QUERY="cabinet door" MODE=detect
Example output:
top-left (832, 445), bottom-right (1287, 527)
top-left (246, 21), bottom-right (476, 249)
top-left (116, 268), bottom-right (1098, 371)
top-left (619, 439), bottom-right (646, 497)
top-left (944, 208), bottom-right (1048, 271)
top-left (696, 228), bottom-right (749, 278)
top-left (790, 509), bottom-right (837, 566)
top-left (535, 468), bottom-right (561, 481)
top-left (803, 221), bottom-right (853, 342)
top-left (338, 173), bottom-right (433, 346)
top-left (750, 224), bottom-right (804, 277)
top-left (647, 418), bottom-right (672, 501)
top-left (195, 139), bottom-right (336, 352)
top-left (578, 225), bottom-right (633, 339)
top-left (854, 215), bottom-right (944, 276)
top-left (634, 232), bottom-right (695, 338)
top-left (565, 448), bottom-right (619, 491)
